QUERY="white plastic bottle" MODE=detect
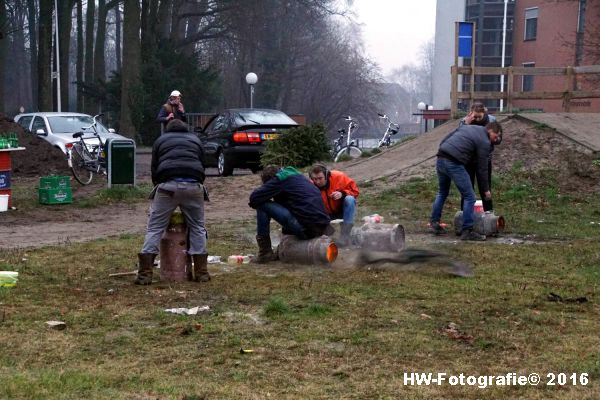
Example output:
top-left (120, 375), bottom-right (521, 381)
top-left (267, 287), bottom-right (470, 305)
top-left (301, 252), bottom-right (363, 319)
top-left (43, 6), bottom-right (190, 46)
top-left (227, 255), bottom-right (251, 265)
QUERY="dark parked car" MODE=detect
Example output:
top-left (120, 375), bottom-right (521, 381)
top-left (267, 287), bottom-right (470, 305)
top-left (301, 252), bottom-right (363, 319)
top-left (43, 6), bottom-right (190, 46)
top-left (199, 108), bottom-right (299, 176)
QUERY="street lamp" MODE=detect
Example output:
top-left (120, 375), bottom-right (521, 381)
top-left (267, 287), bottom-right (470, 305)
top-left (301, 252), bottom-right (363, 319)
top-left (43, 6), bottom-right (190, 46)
top-left (245, 72), bottom-right (258, 108)
top-left (417, 102), bottom-right (428, 133)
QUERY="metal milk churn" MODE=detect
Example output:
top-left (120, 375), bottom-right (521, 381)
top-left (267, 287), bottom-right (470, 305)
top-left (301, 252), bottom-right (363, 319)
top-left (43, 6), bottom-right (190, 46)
top-left (277, 235), bottom-right (338, 265)
top-left (453, 211), bottom-right (506, 236)
top-left (350, 222), bottom-right (406, 252)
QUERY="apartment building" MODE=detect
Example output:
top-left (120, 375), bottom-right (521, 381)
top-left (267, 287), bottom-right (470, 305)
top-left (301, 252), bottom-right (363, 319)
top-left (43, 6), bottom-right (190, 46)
top-left (512, 0), bottom-right (600, 112)
top-left (433, 0), bottom-right (600, 113)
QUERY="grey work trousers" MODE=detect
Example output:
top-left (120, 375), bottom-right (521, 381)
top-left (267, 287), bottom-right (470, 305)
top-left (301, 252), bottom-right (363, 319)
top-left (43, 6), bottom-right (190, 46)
top-left (141, 180), bottom-right (207, 255)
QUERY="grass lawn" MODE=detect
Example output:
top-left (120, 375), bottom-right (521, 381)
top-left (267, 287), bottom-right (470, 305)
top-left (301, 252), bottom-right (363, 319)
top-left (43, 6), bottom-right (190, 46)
top-left (1, 166), bottom-right (599, 399)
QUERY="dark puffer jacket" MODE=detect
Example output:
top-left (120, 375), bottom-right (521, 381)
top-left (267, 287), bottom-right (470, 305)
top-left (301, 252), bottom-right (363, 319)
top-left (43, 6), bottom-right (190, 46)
top-left (248, 167), bottom-right (330, 227)
top-left (151, 128), bottom-right (205, 185)
top-left (436, 125), bottom-right (493, 192)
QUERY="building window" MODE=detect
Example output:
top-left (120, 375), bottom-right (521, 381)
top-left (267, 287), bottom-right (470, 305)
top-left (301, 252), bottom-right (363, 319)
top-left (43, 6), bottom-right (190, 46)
top-left (524, 7), bottom-right (538, 40)
top-left (522, 62), bottom-right (535, 92)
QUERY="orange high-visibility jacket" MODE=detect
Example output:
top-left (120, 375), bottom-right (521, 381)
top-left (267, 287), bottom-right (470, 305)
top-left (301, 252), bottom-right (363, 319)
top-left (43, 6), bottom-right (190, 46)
top-left (318, 170), bottom-right (360, 216)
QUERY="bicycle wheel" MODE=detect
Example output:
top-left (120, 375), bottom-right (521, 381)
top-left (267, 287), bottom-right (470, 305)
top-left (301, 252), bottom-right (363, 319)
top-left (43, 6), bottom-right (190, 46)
top-left (69, 143), bottom-right (94, 185)
top-left (334, 145), bottom-right (362, 162)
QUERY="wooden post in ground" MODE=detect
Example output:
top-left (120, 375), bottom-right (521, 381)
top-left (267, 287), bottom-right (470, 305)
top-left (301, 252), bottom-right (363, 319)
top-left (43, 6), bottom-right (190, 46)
top-left (507, 66), bottom-right (514, 112)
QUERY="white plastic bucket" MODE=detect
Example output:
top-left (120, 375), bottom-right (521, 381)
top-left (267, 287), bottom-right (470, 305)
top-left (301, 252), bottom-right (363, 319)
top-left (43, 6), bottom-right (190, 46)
top-left (0, 194), bottom-right (8, 212)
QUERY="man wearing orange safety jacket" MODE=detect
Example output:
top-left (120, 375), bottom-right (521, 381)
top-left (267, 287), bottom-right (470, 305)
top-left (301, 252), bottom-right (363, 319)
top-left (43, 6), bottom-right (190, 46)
top-left (309, 164), bottom-right (360, 247)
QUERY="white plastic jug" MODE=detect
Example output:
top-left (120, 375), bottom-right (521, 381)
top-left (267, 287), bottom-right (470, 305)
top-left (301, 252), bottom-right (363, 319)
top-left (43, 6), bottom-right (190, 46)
top-left (0, 194), bottom-right (8, 212)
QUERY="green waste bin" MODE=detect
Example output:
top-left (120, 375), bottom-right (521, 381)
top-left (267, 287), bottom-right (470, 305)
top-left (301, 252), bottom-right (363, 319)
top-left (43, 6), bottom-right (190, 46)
top-left (106, 138), bottom-right (136, 187)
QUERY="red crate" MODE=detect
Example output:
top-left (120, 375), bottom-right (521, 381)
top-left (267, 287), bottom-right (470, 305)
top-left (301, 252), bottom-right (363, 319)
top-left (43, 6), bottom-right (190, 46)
top-left (0, 152), bottom-right (10, 170)
top-left (0, 188), bottom-right (11, 208)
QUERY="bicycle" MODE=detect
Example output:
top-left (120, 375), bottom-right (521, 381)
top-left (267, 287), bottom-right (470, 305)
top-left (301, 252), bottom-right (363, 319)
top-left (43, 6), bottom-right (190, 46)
top-left (377, 113), bottom-right (400, 148)
top-left (330, 128), bottom-right (345, 159)
top-left (333, 116), bottom-right (362, 162)
top-left (66, 114), bottom-right (108, 185)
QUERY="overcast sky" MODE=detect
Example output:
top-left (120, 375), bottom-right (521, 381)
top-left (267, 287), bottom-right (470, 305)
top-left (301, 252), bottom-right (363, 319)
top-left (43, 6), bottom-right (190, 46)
top-left (351, 0), bottom-right (437, 76)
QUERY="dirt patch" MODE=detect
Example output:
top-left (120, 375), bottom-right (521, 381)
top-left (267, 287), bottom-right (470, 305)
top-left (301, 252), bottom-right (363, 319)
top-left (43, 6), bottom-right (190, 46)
top-left (0, 113), bottom-right (71, 176)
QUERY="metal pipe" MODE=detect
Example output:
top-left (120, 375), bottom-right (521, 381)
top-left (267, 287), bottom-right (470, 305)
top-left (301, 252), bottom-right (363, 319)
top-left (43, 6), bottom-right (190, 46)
top-left (453, 211), bottom-right (506, 236)
top-left (277, 235), bottom-right (338, 265)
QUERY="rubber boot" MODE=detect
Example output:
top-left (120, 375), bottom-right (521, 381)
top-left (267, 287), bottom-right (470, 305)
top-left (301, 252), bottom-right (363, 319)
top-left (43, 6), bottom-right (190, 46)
top-left (256, 235), bottom-right (277, 264)
top-left (192, 254), bottom-right (210, 282)
top-left (337, 223), bottom-right (354, 248)
top-left (134, 253), bottom-right (156, 285)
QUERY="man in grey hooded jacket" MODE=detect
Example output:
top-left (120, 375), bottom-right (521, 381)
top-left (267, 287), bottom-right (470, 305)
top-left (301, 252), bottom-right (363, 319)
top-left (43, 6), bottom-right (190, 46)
top-left (430, 121), bottom-right (502, 241)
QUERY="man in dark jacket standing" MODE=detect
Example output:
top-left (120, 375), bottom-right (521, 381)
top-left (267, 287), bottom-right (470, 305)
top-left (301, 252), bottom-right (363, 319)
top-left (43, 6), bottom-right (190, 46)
top-left (135, 119), bottom-right (209, 285)
top-left (430, 121), bottom-right (502, 241)
top-left (249, 166), bottom-right (333, 263)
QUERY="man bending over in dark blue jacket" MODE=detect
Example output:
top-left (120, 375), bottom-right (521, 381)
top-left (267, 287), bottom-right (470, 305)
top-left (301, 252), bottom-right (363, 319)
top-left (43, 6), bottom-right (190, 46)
top-left (430, 121), bottom-right (503, 241)
top-left (249, 165), bottom-right (333, 263)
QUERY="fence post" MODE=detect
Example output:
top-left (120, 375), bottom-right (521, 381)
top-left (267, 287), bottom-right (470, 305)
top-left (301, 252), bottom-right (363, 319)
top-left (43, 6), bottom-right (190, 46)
top-left (507, 66), bottom-right (514, 112)
top-left (451, 66), bottom-right (458, 118)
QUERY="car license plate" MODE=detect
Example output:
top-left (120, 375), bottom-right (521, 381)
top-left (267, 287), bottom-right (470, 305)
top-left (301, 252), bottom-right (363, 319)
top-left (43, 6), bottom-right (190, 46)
top-left (261, 133), bottom-right (278, 140)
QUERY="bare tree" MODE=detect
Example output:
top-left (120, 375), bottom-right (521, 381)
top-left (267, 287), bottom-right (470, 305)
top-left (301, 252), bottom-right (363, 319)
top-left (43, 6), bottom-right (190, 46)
top-left (58, 0), bottom-right (76, 111)
top-left (389, 39), bottom-right (434, 122)
top-left (0, 0), bottom-right (7, 108)
top-left (114, 3), bottom-right (121, 71)
top-left (119, 0), bottom-right (141, 138)
top-left (37, 0), bottom-right (52, 111)
top-left (83, 0), bottom-right (95, 113)
top-left (76, 0), bottom-right (83, 110)
top-left (27, 0), bottom-right (38, 106)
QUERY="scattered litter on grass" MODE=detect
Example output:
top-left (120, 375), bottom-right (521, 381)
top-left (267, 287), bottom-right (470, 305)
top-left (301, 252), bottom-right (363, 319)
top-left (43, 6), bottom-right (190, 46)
top-left (420, 313), bottom-right (433, 320)
top-left (547, 292), bottom-right (588, 303)
top-left (109, 270), bottom-right (137, 277)
top-left (46, 321), bottom-right (66, 330)
top-left (164, 306), bottom-right (210, 315)
top-left (240, 348), bottom-right (254, 354)
top-left (208, 255), bottom-right (222, 263)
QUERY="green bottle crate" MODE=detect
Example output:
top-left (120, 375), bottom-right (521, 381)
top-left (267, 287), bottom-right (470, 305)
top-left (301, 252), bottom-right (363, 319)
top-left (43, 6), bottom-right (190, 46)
top-left (39, 188), bottom-right (73, 205)
top-left (39, 175), bottom-right (71, 190)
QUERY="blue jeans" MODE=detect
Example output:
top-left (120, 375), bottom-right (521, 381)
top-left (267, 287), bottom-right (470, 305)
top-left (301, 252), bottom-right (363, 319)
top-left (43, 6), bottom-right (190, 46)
top-left (141, 181), bottom-right (207, 255)
top-left (430, 158), bottom-right (476, 231)
top-left (256, 202), bottom-right (307, 239)
top-left (331, 195), bottom-right (357, 225)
